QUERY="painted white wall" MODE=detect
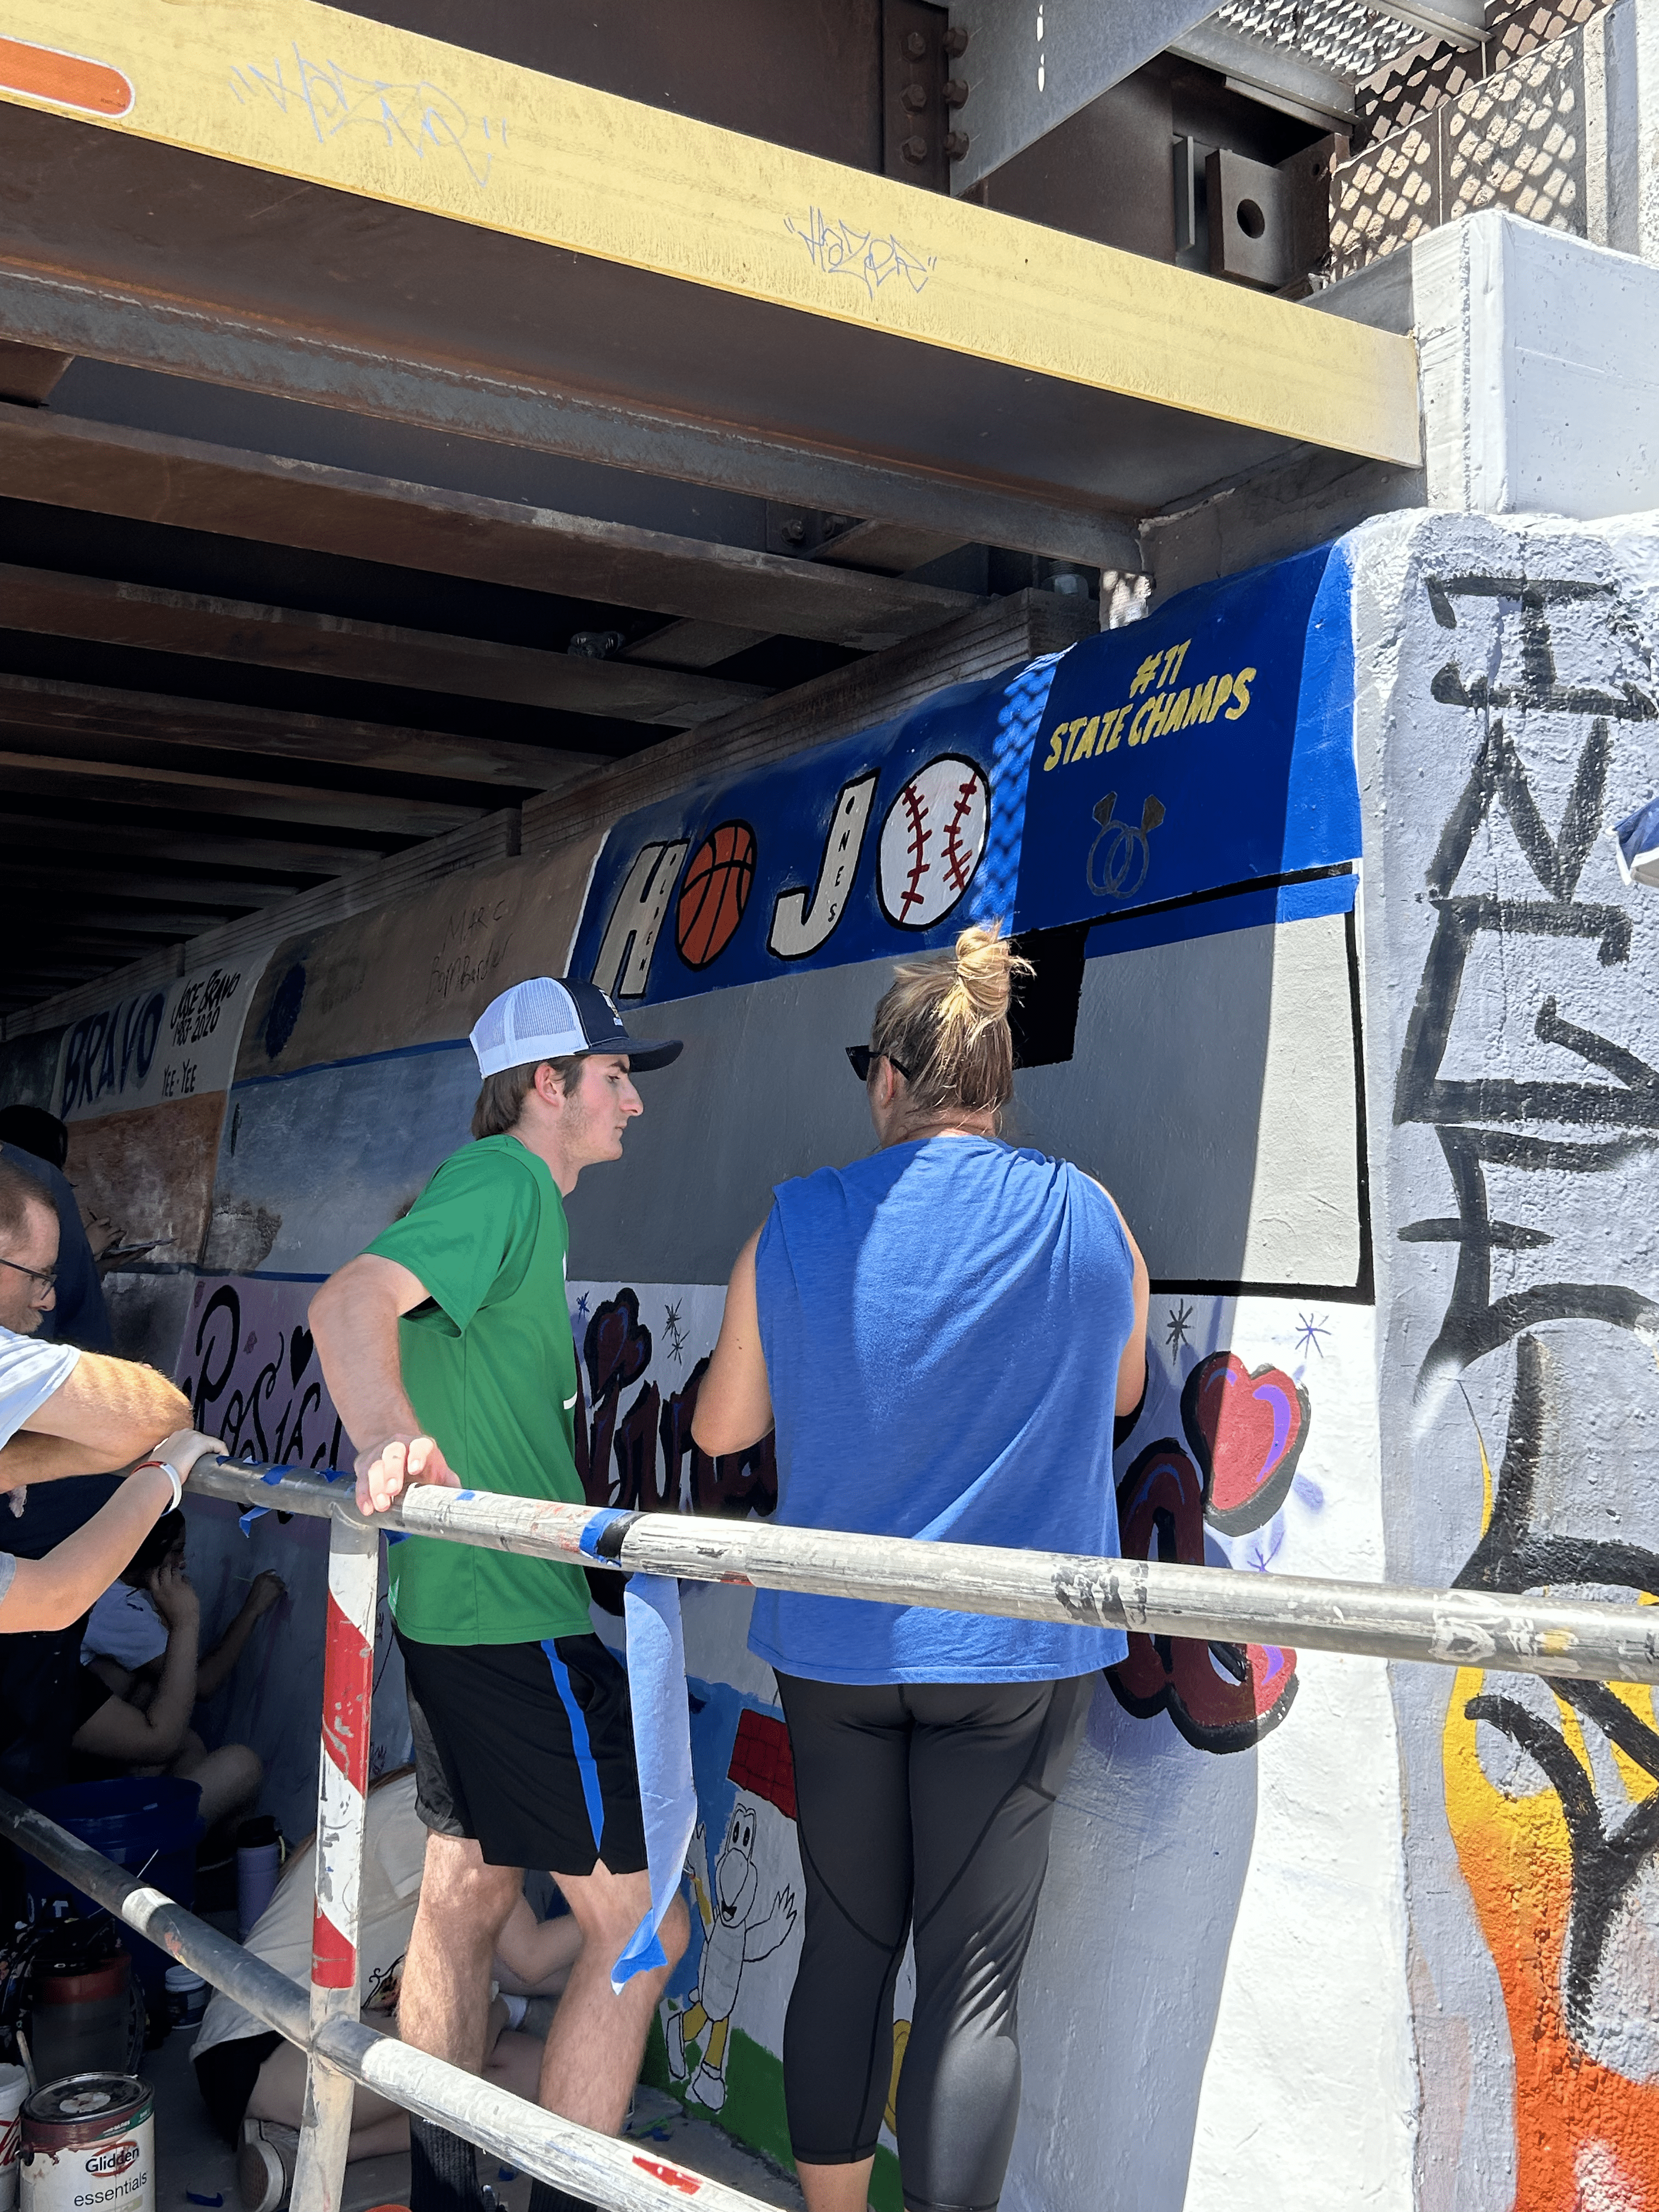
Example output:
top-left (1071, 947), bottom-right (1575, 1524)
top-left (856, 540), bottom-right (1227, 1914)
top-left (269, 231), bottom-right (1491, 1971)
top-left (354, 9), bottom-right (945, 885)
top-left (1004, 1297), bottom-right (1415, 2212)
top-left (1416, 209), bottom-right (1659, 520)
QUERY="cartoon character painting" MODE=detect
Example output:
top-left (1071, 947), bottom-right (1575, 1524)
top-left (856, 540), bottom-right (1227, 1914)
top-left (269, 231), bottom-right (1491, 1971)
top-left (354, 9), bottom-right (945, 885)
top-left (666, 1798), bottom-right (798, 2112)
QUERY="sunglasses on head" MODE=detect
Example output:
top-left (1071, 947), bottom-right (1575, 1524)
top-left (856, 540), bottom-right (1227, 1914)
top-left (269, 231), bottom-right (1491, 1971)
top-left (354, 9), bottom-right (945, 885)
top-left (845, 1046), bottom-right (912, 1082)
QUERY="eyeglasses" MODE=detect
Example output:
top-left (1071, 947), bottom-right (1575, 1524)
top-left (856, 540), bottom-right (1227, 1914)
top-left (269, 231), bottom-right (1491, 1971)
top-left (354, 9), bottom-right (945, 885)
top-left (0, 1254), bottom-right (57, 1291)
top-left (845, 1046), bottom-right (912, 1082)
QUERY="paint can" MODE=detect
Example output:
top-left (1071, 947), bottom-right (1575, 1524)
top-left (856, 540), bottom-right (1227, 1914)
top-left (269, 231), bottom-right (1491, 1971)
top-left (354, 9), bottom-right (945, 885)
top-left (0, 2064), bottom-right (29, 2212)
top-left (26, 1951), bottom-right (131, 2085)
top-left (162, 1968), bottom-right (206, 2029)
top-left (20, 2075), bottom-right (153, 2212)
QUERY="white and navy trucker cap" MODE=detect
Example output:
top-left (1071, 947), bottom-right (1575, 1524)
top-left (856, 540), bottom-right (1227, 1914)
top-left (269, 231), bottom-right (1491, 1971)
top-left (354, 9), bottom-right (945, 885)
top-left (470, 977), bottom-right (682, 1077)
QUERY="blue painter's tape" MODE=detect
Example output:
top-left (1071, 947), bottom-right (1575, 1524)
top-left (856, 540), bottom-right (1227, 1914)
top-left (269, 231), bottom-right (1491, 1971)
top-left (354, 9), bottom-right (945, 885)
top-left (262, 1467), bottom-right (286, 1485)
top-left (386, 1531), bottom-right (409, 1545)
top-left (579, 1509), bottom-right (634, 1559)
top-left (542, 1641), bottom-right (606, 1854)
top-left (454, 1489), bottom-right (478, 1503)
top-left (611, 1576), bottom-right (698, 1994)
top-left (238, 1506), bottom-right (269, 1536)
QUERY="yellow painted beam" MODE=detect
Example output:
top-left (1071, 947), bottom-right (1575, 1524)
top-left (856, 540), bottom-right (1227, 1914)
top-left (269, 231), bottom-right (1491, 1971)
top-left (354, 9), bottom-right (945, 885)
top-left (1, 4), bottom-right (1421, 467)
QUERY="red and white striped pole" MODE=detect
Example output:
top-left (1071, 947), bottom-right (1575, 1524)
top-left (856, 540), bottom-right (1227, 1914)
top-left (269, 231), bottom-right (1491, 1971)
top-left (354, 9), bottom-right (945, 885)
top-left (292, 1514), bottom-right (380, 2212)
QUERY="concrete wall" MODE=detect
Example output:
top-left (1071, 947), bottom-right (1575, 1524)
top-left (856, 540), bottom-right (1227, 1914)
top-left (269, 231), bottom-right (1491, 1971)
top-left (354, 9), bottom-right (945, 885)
top-left (1353, 505), bottom-right (1659, 2209)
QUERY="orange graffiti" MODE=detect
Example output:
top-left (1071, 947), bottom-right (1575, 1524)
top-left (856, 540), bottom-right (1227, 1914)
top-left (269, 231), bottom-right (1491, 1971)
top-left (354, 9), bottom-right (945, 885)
top-left (1446, 1674), bottom-right (1659, 2209)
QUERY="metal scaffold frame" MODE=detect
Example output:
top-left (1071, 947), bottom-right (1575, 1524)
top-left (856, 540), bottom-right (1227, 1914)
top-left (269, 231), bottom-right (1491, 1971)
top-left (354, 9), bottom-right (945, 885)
top-left (7, 1450), bottom-right (1659, 2212)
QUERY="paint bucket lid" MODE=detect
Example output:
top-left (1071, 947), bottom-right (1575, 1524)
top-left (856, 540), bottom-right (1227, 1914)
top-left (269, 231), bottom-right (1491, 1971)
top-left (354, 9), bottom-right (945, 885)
top-left (22, 2075), bottom-right (151, 2148)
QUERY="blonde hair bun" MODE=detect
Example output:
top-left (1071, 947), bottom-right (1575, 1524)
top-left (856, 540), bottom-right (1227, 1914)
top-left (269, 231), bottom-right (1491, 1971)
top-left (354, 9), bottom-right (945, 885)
top-left (950, 922), bottom-right (1023, 1024)
top-left (867, 919), bottom-right (1032, 1121)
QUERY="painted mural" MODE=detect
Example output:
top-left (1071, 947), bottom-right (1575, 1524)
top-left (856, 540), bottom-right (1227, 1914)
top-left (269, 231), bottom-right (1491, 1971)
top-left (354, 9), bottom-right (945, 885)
top-left (50, 955), bottom-right (266, 1365)
top-left (13, 527), bottom-right (1573, 2205)
top-left (1356, 512), bottom-right (1659, 2212)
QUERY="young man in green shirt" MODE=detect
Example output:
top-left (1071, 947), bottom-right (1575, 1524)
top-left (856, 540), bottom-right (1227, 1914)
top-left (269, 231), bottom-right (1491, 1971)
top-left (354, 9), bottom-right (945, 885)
top-left (310, 976), bottom-right (686, 2212)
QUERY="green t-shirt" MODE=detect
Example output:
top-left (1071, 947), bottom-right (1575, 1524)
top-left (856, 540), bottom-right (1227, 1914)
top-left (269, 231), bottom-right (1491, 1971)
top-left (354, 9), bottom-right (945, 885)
top-left (365, 1135), bottom-right (591, 1647)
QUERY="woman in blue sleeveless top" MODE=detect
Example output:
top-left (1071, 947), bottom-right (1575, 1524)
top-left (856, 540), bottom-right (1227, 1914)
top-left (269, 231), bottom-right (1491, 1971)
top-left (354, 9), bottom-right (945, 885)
top-left (696, 923), bottom-right (1147, 2212)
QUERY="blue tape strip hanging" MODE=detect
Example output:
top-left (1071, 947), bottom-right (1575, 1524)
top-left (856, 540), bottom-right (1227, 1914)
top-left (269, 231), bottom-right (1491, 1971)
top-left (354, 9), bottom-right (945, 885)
top-left (611, 1573), bottom-right (697, 1993)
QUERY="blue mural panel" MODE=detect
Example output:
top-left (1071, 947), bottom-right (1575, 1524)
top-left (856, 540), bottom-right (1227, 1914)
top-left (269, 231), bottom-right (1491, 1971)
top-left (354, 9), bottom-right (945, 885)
top-left (568, 549), bottom-right (1363, 1006)
top-left (567, 657), bottom-right (1063, 1007)
top-left (1013, 543), bottom-right (1360, 930)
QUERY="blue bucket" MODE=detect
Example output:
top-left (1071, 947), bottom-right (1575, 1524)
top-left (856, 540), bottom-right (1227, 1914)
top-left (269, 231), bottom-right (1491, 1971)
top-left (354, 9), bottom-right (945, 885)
top-left (26, 1778), bottom-right (205, 2008)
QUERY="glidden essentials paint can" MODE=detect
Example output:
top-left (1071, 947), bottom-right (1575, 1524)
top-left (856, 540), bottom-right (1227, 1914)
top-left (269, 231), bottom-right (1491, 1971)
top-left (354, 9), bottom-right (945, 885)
top-left (20, 2076), bottom-right (153, 2212)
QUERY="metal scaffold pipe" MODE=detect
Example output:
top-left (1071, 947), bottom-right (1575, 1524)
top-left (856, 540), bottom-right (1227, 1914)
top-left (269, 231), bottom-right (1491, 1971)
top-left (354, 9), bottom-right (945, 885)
top-left (188, 1457), bottom-right (1659, 1685)
top-left (0, 1791), bottom-right (769, 2212)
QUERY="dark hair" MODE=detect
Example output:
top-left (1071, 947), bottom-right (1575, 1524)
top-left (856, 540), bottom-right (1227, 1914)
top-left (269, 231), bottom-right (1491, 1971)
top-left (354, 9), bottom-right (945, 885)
top-left (867, 922), bottom-right (1032, 1125)
top-left (0, 1106), bottom-right (69, 1171)
top-left (470, 1057), bottom-right (583, 1141)
top-left (122, 1509), bottom-right (187, 1587)
top-left (0, 1155), bottom-right (55, 1245)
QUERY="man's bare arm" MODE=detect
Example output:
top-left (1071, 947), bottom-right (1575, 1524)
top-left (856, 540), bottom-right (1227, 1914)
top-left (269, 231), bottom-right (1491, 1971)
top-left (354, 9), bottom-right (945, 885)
top-left (692, 1228), bottom-right (774, 1457)
top-left (310, 1254), bottom-right (460, 1513)
top-left (0, 1430), bottom-right (133, 1490)
top-left (18, 1353), bottom-right (191, 1464)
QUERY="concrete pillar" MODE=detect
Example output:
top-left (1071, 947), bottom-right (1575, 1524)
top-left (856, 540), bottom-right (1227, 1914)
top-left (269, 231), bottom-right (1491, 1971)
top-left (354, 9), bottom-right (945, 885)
top-left (1414, 206), bottom-right (1659, 517)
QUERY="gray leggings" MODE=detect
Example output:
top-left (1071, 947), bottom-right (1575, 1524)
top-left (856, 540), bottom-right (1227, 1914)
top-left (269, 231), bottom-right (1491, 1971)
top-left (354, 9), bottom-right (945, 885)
top-left (776, 1672), bottom-right (1093, 2212)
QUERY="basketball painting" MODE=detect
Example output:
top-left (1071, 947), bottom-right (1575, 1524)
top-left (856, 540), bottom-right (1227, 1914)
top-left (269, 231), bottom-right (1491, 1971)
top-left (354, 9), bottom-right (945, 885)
top-left (676, 820), bottom-right (759, 969)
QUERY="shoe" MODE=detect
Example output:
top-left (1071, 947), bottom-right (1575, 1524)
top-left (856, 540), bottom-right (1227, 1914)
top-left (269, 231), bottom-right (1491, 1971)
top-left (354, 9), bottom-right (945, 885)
top-left (664, 2009), bottom-right (687, 2081)
top-left (688, 2064), bottom-right (726, 2113)
top-left (238, 2118), bottom-right (298, 2212)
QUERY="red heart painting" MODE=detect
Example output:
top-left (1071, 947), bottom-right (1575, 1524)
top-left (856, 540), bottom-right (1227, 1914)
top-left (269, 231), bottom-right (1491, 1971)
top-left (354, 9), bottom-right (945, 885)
top-left (1106, 1437), bottom-right (1298, 1754)
top-left (1180, 1352), bottom-right (1310, 1536)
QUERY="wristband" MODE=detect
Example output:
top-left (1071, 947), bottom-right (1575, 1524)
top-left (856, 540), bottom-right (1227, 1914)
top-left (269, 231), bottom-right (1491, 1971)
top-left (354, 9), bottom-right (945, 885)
top-left (134, 1457), bottom-right (184, 1513)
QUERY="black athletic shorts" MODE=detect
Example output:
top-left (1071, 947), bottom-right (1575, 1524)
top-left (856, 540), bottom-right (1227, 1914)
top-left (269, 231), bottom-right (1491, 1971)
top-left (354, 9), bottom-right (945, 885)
top-left (397, 1630), bottom-right (647, 1876)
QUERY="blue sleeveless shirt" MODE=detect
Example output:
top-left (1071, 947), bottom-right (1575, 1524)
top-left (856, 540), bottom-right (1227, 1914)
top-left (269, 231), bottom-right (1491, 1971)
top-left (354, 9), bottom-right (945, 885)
top-left (749, 1135), bottom-right (1135, 1685)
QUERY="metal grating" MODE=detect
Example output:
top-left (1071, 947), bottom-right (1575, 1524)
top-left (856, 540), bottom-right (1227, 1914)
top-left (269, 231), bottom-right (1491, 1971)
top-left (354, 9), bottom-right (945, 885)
top-left (1330, 18), bottom-right (1587, 280)
top-left (1356, 0), bottom-right (1607, 141)
top-left (1214, 2), bottom-right (1431, 80)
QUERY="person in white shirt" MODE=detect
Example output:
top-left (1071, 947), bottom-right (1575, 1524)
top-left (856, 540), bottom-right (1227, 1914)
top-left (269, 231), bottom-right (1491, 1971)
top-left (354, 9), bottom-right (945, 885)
top-left (192, 1769), bottom-right (583, 2212)
top-left (0, 1154), bottom-right (220, 1640)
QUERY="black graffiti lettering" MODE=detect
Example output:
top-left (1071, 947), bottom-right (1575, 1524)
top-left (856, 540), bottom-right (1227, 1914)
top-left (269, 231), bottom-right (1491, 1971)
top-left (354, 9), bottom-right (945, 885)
top-left (614, 1381), bottom-right (665, 1511)
top-left (1394, 898), bottom-right (1641, 1129)
top-left (185, 1285), bottom-right (241, 1431)
top-left (1402, 1126), bottom-right (1659, 1385)
top-left (247, 1360), bottom-right (280, 1462)
top-left (1400, 575), bottom-right (1659, 1391)
top-left (1424, 575), bottom-right (1656, 721)
top-left (275, 1380), bottom-right (323, 1468)
top-left (1425, 716), bottom-right (1611, 902)
top-left (574, 1291), bottom-right (653, 1510)
top-left (1455, 1337), bottom-right (1659, 2046)
top-left (574, 1302), bottom-right (778, 1521)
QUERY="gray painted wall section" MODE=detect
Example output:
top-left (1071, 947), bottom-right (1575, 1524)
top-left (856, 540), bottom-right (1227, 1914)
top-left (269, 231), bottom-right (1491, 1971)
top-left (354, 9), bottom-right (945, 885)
top-left (566, 909), bottom-right (1362, 1291)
